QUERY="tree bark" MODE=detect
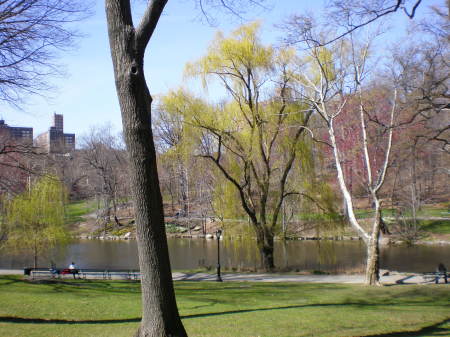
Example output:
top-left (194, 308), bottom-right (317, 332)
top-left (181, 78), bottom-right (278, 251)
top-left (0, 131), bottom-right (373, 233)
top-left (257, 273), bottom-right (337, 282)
top-left (365, 194), bottom-right (383, 285)
top-left (178, 160), bottom-right (189, 217)
top-left (105, 1), bottom-right (187, 336)
top-left (365, 234), bottom-right (381, 286)
top-left (255, 225), bottom-right (275, 271)
top-left (33, 241), bottom-right (38, 269)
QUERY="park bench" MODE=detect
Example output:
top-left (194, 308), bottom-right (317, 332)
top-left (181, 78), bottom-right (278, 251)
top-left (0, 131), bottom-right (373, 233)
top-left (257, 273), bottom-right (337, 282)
top-left (29, 268), bottom-right (54, 279)
top-left (80, 269), bottom-right (108, 279)
top-left (27, 268), bottom-right (80, 279)
top-left (422, 271), bottom-right (448, 284)
top-left (129, 270), bottom-right (141, 280)
top-left (60, 268), bottom-right (81, 279)
top-left (25, 267), bottom-right (141, 281)
top-left (106, 270), bottom-right (140, 280)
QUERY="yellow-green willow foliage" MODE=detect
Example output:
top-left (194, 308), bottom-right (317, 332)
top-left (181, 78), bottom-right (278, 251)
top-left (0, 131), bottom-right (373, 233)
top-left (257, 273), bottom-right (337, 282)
top-left (212, 174), bottom-right (246, 222)
top-left (158, 89), bottom-right (207, 158)
top-left (5, 175), bottom-right (70, 267)
top-left (160, 22), bottom-right (340, 270)
top-left (185, 21), bottom-right (274, 90)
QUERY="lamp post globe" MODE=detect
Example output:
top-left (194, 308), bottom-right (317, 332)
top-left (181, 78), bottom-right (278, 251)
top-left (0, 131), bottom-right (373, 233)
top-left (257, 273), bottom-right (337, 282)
top-left (216, 229), bottom-right (223, 282)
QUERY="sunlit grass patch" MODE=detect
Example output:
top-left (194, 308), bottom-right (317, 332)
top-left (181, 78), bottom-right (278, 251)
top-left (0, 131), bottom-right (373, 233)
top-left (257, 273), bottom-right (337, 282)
top-left (0, 276), bottom-right (449, 336)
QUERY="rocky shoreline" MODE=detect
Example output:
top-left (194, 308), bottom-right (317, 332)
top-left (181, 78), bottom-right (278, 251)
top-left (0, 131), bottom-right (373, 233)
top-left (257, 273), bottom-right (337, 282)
top-left (75, 232), bottom-right (450, 245)
top-left (74, 213), bottom-right (450, 245)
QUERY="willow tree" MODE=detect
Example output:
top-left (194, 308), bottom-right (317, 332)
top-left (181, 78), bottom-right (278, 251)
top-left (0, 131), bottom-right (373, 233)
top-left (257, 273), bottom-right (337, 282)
top-left (164, 22), bottom-right (313, 271)
top-left (5, 175), bottom-right (69, 268)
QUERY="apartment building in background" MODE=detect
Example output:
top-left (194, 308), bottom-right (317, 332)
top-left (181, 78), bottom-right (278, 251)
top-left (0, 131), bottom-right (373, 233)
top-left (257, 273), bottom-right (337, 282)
top-left (0, 119), bottom-right (33, 144)
top-left (35, 114), bottom-right (75, 154)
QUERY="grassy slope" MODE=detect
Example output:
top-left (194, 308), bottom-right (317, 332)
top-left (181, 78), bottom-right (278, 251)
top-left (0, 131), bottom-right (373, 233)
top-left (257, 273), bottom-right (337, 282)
top-left (65, 200), bottom-right (96, 225)
top-left (66, 199), bottom-right (449, 239)
top-left (351, 206), bottom-right (450, 238)
top-left (420, 220), bottom-right (450, 235)
top-left (356, 207), bottom-right (449, 219)
top-left (0, 276), bottom-right (448, 337)
top-left (65, 198), bottom-right (132, 225)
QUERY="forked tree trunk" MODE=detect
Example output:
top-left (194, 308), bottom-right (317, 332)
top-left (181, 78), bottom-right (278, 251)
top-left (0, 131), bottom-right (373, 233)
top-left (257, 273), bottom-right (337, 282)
top-left (105, 1), bottom-right (187, 336)
top-left (328, 120), bottom-right (383, 286)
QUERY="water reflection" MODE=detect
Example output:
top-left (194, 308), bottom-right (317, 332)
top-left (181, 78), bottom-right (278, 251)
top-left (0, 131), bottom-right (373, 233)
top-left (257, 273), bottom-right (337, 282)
top-left (0, 238), bottom-right (449, 273)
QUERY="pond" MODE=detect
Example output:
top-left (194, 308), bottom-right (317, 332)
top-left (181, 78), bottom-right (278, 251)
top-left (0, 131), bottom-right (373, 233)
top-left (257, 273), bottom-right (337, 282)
top-left (1, 238), bottom-right (449, 273)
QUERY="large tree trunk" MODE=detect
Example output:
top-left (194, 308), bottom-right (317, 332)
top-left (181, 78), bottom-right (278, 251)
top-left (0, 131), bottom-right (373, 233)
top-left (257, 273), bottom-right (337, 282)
top-left (103, 194), bottom-right (111, 224)
top-left (365, 202), bottom-right (382, 286)
top-left (105, 1), bottom-right (187, 336)
top-left (33, 240), bottom-right (38, 269)
top-left (365, 236), bottom-right (380, 285)
top-left (178, 161), bottom-right (189, 217)
top-left (255, 225), bottom-right (275, 271)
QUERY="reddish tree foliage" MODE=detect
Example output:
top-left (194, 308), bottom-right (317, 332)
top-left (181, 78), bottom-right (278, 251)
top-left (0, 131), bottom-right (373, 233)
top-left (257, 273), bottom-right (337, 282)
top-left (321, 85), bottom-right (398, 198)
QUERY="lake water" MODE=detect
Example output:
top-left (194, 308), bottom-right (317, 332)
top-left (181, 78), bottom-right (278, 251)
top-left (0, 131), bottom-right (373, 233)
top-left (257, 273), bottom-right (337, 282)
top-left (1, 238), bottom-right (449, 273)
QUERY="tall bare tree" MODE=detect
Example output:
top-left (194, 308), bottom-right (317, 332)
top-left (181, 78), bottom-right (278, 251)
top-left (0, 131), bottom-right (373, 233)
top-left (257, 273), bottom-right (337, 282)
top-left (386, 10), bottom-right (449, 237)
top-left (105, 3), bottom-right (186, 335)
top-left (80, 125), bottom-right (127, 226)
top-left (284, 16), bottom-right (399, 284)
top-left (154, 107), bottom-right (191, 217)
top-left (104, 1), bottom-right (264, 336)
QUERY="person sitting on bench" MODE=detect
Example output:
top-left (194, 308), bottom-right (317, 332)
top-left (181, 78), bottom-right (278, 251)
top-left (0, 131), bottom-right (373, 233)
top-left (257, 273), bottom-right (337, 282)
top-left (436, 263), bottom-right (447, 284)
top-left (50, 261), bottom-right (59, 278)
top-left (69, 261), bottom-right (79, 279)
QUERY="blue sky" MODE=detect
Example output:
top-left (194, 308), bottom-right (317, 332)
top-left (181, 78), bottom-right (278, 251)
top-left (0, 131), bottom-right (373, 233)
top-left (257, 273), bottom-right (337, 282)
top-left (0, 0), bottom-right (442, 140)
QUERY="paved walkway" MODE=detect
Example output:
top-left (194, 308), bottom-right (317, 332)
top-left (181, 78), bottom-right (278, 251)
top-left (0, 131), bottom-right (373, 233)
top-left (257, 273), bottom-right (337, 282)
top-left (171, 272), bottom-right (365, 283)
top-left (172, 271), bottom-right (444, 285)
top-left (0, 269), bottom-right (23, 275)
top-left (0, 269), bottom-right (444, 285)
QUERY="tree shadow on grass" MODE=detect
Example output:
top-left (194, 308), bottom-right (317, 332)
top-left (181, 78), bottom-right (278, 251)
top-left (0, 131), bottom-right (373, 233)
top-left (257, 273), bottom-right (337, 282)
top-left (0, 303), bottom-right (346, 325)
top-left (23, 278), bottom-right (141, 295)
top-left (2, 301), bottom-right (443, 324)
top-left (1, 313), bottom-right (448, 337)
top-left (52, 280), bottom-right (140, 294)
top-left (0, 275), bottom-right (30, 286)
top-left (0, 316), bottom-right (141, 324)
top-left (362, 318), bottom-right (449, 336)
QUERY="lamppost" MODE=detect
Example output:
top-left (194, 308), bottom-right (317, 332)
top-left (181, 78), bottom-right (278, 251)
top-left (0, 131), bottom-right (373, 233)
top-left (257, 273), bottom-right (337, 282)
top-left (215, 229), bottom-right (223, 282)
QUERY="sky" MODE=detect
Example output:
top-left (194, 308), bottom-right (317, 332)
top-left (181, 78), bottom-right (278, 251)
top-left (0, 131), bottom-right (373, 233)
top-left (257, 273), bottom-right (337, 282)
top-left (0, 0), bottom-right (442, 142)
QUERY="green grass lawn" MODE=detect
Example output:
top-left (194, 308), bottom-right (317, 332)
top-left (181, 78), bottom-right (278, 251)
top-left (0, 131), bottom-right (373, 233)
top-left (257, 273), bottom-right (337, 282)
top-left (0, 276), bottom-right (449, 337)
top-left (419, 220), bottom-right (450, 235)
top-left (354, 206), bottom-right (450, 220)
top-left (65, 200), bottom-right (96, 224)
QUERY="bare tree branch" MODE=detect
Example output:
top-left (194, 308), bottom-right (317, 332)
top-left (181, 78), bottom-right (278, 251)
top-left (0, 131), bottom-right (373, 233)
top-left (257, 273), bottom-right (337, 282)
top-left (283, 0), bottom-right (423, 47)
top-left (0, 0), bottom-right (91, 106)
